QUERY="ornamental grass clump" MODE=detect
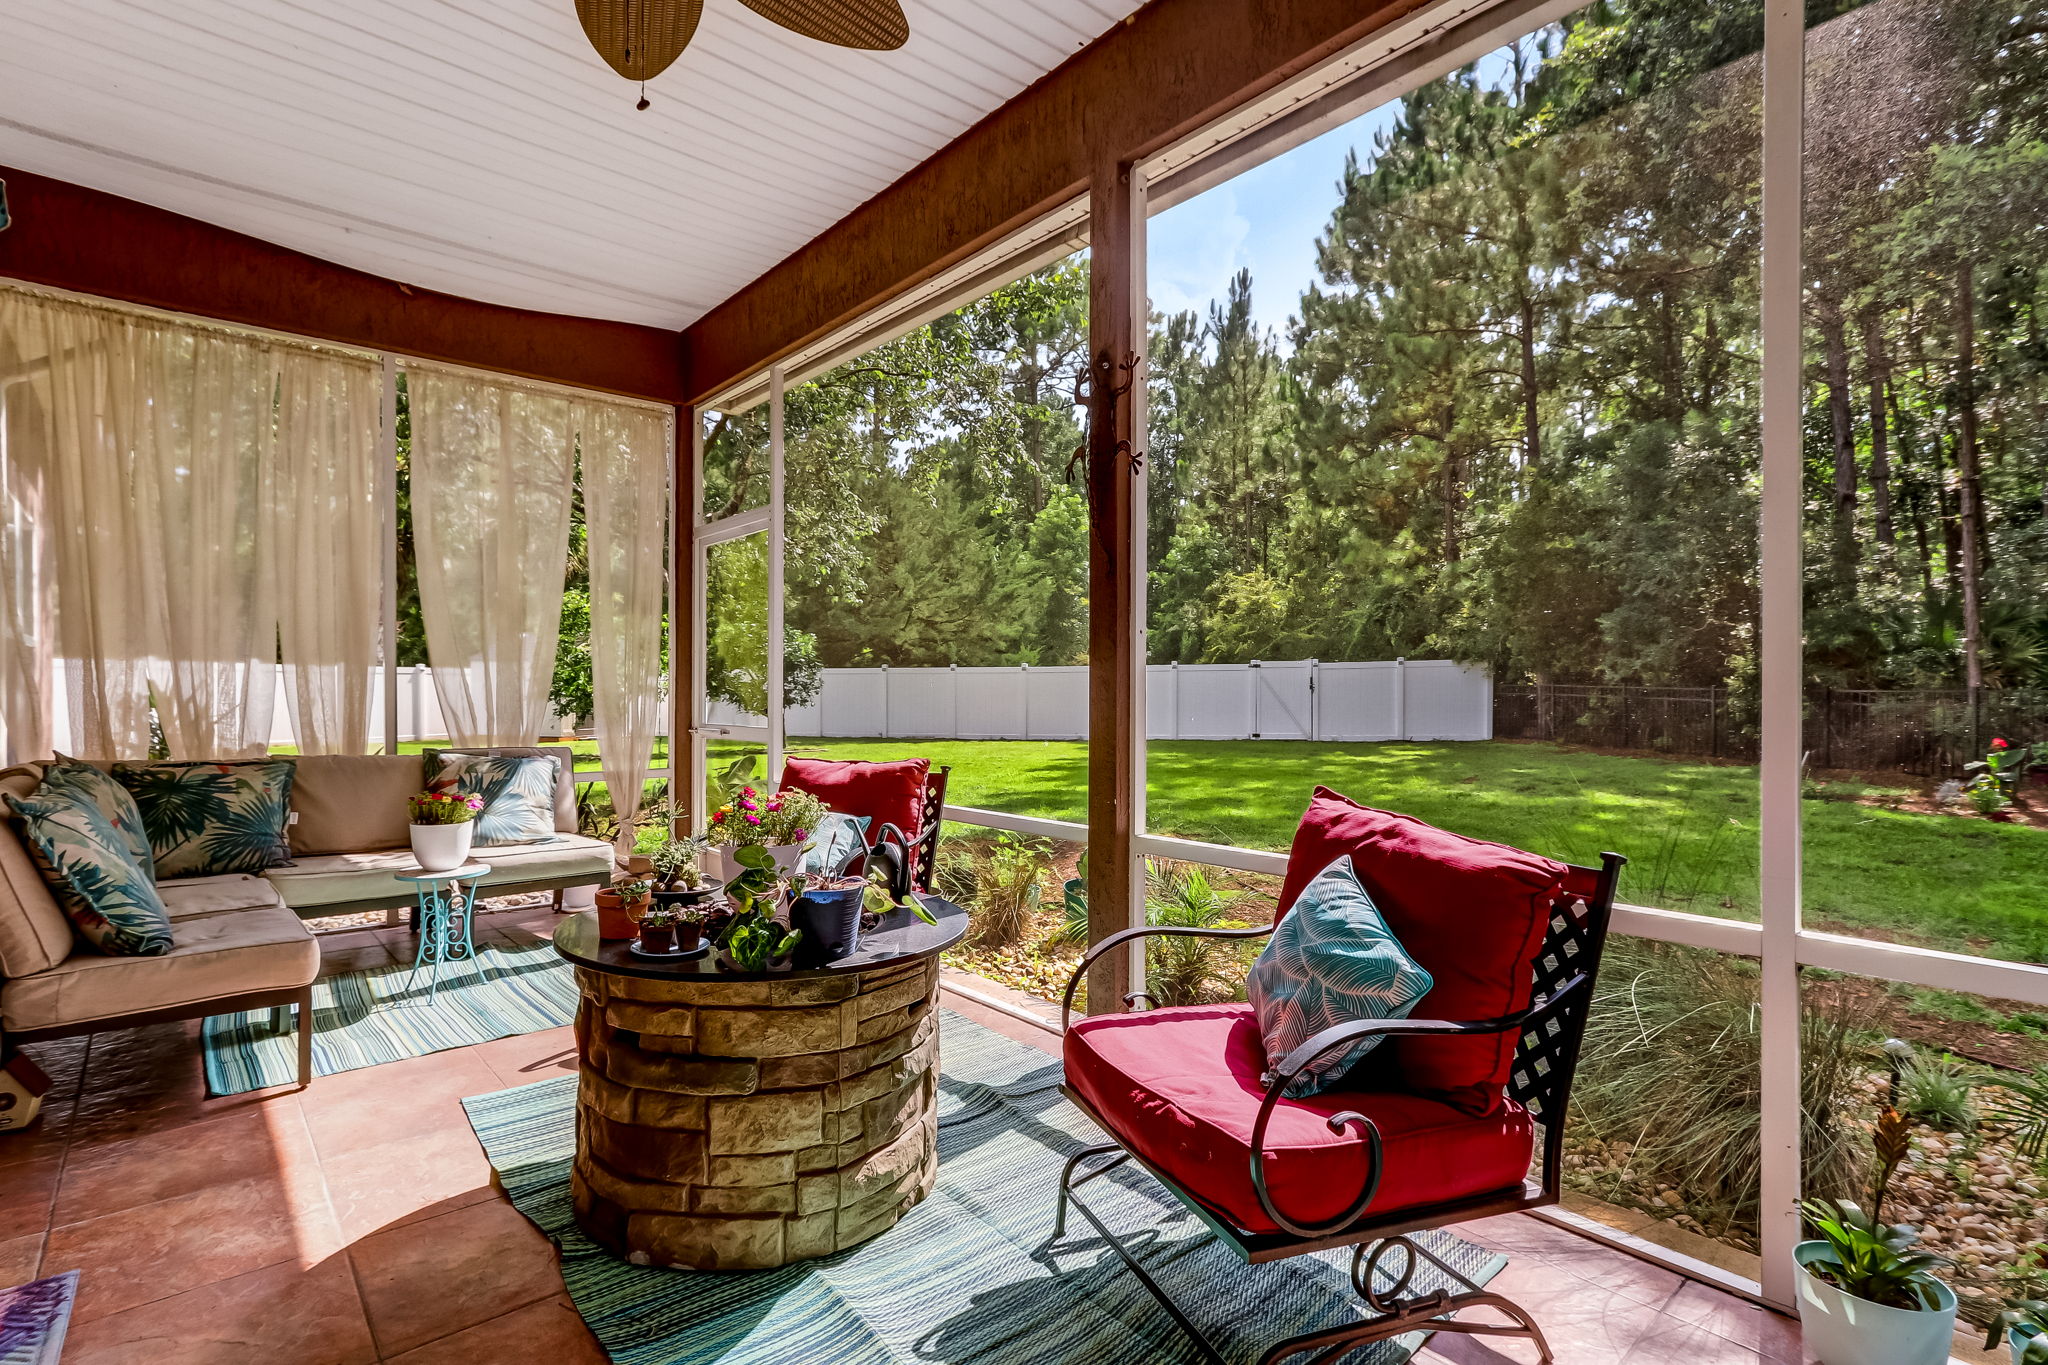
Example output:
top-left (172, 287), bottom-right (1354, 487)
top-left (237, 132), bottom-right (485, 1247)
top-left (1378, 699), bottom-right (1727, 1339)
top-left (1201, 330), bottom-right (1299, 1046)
top-left (407, 791), bottom-right (483, 824)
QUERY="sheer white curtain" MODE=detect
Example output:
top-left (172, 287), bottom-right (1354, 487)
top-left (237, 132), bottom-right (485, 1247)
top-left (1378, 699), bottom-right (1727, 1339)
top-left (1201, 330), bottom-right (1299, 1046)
top-left (0, 294), bottom-right (57, 765)
top-left (409, 365), bottom-right (576, 746)
top-left (579, 400), bottom-right (670, 840)
top-left (134, 326), bottom-right (281, 757)
top-left (276, 350), bottom-right (382, 754)
top-left (0, 287), bottom-right (383, 761)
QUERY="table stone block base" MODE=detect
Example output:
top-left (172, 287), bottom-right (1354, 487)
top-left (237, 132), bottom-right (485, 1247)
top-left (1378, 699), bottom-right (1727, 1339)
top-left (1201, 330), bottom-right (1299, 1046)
top-left (569, 955), bottom-right (943, 1270)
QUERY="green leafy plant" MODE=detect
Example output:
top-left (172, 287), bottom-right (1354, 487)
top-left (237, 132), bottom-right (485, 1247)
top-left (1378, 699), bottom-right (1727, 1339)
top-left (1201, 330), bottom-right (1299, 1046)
top-left (407, 791), bottom-right (482, 825)
top-left (1986, 1299), bottom-right (2048, 1363)
top-left (725, 918), bottom-right (801, 971)
top-left (1967, 738), bottom-right (2037, 803)
top-left (1797, 1197), bottom-right (1950, 1312)
top-left (638, 905), bottom-right (686, 931)
top-left (610, 878), bottom-right (651, 900)
top-left (1985, 1065), bottom-right (2048, 1159)
top-left (1143, 860), bottom-right (1258, 1007)
top-left (707, 785), bottom-right (828, 847)
top-left (1895, 1053), bottom-right (1980, 1133)
top-left (649, 833), bottom-right (712, 891)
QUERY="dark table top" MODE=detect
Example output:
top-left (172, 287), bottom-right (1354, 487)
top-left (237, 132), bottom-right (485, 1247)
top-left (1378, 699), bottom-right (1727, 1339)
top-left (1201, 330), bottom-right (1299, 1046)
top-left (552, 895), bottom-right (969, 983)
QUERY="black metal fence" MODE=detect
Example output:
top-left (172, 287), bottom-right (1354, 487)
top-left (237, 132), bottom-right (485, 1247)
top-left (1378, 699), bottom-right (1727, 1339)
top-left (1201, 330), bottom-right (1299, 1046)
top-left (1493, 683), bottom-right (2048, 777)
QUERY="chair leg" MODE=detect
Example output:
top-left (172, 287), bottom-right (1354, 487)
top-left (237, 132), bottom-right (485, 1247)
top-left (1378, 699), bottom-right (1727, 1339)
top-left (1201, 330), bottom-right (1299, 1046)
top-left (1256, 1237), bottom-right (1553, 1365)
top-left (551, 887), bottom-right (565, 913)
top-left (295, 985), bottom-right (315, 1088)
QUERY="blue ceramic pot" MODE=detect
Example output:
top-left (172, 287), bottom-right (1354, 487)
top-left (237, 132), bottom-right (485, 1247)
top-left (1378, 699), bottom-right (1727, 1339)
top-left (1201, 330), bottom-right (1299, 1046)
top-left (790, 881), bottom-right (865, 965)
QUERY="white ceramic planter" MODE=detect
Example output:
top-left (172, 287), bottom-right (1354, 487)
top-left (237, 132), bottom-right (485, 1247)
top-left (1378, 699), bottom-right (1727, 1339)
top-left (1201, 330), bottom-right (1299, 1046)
top-left (1793, 1242), bottom-right (1957, 1365)
top-left (2013, 1323), bottom-right (2044, 1364)
top-left (409, 821), bottom-right (473, 873)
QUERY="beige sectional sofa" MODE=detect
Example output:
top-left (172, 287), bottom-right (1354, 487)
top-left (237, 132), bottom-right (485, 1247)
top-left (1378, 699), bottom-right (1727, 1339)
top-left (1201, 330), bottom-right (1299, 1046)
top-left (0, 747), bottom-right (612, 1086)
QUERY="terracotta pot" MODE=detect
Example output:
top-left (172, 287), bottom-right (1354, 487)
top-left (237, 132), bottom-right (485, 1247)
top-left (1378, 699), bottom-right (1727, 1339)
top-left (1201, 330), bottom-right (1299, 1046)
top-left (675, 921), bottom-right (703, 953)
top-left (637, 924), bottom-right (676, 954)
top-left (594, 889), bottom-right (649, 940)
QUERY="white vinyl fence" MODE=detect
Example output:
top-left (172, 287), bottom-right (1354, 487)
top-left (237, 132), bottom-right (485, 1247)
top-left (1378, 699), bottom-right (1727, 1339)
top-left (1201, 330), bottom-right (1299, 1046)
top-left (709, 659), bottom-right (1492, 742)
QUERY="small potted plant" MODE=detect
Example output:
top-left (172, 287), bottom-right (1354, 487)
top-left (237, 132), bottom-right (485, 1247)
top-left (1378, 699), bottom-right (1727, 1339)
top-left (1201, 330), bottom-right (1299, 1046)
top-left (1988, 1299), bottom-right (2048, 1363)
top-left (722, 917), bottom-right (801, 972)
top-left (635, 904), bottom-right (684, 955)
top-left (407, 791), bottom-right (483, 872)
top-left (1794, 1196), bottom-right (1956, 1365)
top-left (790, 874), bottom-right (867, 965)
top-left (594, 877), bottom-right (651, 941)
top-left (706, 786), bottom-right (829, 875)
top-left (649, 833), bottom-right (722, 908)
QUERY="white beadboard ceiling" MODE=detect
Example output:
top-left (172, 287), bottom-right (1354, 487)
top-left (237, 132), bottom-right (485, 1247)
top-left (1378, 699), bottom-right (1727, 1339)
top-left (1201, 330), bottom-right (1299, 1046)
top-left (0, 0), bottom-right (1137, 329)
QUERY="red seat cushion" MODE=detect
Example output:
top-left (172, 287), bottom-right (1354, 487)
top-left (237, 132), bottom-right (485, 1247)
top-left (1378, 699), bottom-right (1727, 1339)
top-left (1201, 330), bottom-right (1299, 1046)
top-left (1277, 788), bottom-right (1572, 1115)
top-left (1065, 1004), bottom-right (1534, 1235)
top-left (779, 757), bottom-right (931, 841)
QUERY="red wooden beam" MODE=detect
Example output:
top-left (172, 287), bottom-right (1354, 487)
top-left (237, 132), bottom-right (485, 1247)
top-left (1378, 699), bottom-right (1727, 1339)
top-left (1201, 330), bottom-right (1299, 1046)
top-left (679, 0), bottom-right (1428, 402)
top-left (0, 166), bottom-right (682, 403)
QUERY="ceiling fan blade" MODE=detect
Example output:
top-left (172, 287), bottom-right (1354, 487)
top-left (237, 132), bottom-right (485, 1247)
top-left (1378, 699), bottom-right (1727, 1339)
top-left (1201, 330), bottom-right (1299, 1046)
top-left (734, 0), bottom-right (909, 51)
top-left (575, 0), bottom-right (705, 81)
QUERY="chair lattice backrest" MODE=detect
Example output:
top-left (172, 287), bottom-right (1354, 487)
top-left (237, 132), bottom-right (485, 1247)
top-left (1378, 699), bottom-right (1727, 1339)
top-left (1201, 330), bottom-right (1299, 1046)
top-left (1507, 857), bottom-right (1621, 1194)
top-left (910, 767), bottom-right (950, 893)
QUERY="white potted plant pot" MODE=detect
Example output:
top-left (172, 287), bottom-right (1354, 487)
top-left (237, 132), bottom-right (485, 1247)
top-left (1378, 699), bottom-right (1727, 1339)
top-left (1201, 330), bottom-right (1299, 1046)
top-left (2009, 1323), bottom-right (2044, 1364)
top-left (765, 843), bottom-right (803, 874)
top-left (410, 821), bottom-right (473, 873)
top-left (1795, 1241), bottom-right (1958, 1365)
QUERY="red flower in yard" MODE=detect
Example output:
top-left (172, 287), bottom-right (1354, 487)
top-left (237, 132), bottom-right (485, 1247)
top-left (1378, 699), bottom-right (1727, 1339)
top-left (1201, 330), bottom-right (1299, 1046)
top-left (1994, 738), bottom-right (2011, 749)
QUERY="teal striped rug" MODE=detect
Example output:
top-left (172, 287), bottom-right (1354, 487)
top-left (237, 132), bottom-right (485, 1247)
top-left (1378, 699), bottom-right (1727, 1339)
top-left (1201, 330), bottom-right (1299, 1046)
top-left (462, 1011), bottom-right (1507, 1365)
top-left (202, 941), bottom-right (576, 1095)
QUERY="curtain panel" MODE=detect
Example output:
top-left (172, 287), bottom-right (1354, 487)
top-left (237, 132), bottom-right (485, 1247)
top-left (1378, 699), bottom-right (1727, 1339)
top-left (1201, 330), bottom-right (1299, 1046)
top-left (408, 365), bottom-right (577, 747)
top-left (0, 286), bottom-right (381, 761)
top-left (578, 400), bottom-right (670, 838)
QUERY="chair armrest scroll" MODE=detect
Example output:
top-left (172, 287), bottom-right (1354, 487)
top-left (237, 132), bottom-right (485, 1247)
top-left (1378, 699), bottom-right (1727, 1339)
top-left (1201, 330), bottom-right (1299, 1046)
top-left (1059, 922), bottom-right (1276, 1030)
top-left (1243, 971), bottom-right (1589, 1239)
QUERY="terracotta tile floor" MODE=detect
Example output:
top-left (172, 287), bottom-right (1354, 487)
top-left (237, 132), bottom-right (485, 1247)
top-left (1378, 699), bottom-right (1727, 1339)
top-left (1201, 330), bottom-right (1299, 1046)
top-left (0, 905), bottom-right (1849, 1364)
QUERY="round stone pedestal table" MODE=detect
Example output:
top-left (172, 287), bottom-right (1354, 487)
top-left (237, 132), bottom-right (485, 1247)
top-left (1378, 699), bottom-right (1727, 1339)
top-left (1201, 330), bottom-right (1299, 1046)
top-left (552, 898), bottom-right (968, 1271)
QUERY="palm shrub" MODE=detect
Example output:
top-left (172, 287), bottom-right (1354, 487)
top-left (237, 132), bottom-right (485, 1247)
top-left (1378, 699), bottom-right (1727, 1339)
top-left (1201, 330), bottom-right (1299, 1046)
top-left (1895, 1052), bottom-right (1980, 1132)
top-left (1985, 1065), bottom-right (2048, 1159)
top-left (1143, 860), bottom-right (1258, 1007)
top-left (936, 831), bottom-right (1053, 949)
top-left (1566, 940), bottom-right (1868, 1240)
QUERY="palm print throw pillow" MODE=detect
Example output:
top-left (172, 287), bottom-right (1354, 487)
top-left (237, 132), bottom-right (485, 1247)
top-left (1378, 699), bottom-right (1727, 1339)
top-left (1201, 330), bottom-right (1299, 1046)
top-left (114, 759), bottom-right (297, 879)
top-left (1246, 855), bottom-right (1434, 1098)
top-left (6, 785), bottom-right (174, 955)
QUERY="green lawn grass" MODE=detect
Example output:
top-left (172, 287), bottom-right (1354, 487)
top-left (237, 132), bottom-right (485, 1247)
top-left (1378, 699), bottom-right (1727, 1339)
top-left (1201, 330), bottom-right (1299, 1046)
top-left (771, 737), bottom-right (2048, 964)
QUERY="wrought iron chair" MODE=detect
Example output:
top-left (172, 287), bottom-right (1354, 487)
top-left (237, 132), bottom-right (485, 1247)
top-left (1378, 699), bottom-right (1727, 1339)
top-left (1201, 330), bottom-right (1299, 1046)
top-left (1051, 841), bottom-right (1624, 1365)
top-left (779, 759), bottom-right (950, 901)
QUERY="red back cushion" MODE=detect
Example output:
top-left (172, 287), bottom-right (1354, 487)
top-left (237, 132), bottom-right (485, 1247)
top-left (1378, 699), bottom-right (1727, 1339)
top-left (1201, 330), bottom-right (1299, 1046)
top-left (779, 758), bottom-right (931, 840)
top-left (1277, 787), bottom-right (1568, 1115)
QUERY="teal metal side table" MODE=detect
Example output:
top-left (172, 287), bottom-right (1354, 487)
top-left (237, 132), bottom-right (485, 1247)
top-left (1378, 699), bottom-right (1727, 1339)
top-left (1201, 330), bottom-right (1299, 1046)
top-left (395, 862), bottom-right (489, 1000)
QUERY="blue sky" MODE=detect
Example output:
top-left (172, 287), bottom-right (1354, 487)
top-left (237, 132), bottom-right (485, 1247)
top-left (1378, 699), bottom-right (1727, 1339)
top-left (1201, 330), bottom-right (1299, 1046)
top-left (1148, 44), bottom-right (1525, 346)
top-left (1147, 111), bottom-right (1396, 344)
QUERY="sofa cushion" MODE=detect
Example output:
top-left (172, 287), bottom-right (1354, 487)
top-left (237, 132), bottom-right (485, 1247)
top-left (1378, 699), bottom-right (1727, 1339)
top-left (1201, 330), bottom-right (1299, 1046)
top-left (426, 753), bottom-right (557, 846)
top-left (1247, 856), bottom-right (1434, 1098)
top-left (1, 902), bottom-right (318, 1032)
top-left (426, 747), bottom-right (577, 834)
top-left (289, 755), bottom-right (423, 856)
top-left (262, 834), bottom-right (612, 910)
top-left (1277, 788), bottom-right (1569, 1116)
top-left (1064, 1003), bottom-right (1535, 1236)
top-left (780, 757), bottom-right (929, 841)
top-left (115, 759), bottom-right (297, 878)
top-left (42, 755), bottom-right (154, 878)
top-left (0, 768), bottom-right (78, 978)
top-left (6, 784), bottom-right (174, 957)
top-left (157, 874), bottom-right (289, 921)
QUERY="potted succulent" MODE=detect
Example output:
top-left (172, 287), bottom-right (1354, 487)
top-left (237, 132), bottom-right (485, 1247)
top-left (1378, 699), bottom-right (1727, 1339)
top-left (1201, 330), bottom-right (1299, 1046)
top-left (648, 833), bottom-right (722, 908)
top-left (1988, 1300), bottom-right (2048, 1364)
top-left (407, 790), bottom-right (483, 872)
top-left (1794, 1197), bottom-right (1957, 1365)
top-left (635, 904), bottom-right (685, 955)
top-left (706, 786), bottom-right (829, 876)
top-left (594, 877), bottom-right (652, 940)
